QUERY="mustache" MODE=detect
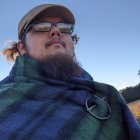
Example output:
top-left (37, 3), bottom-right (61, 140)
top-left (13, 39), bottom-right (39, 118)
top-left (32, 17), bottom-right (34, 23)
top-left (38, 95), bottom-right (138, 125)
top-left (45, 39), bottom-right (66, 48)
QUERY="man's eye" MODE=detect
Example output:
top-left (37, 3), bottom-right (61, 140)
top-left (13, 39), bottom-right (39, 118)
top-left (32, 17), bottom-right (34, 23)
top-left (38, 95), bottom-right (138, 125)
top-left (60, 27), bottom-right (70, 32)
top-left (33, 23), bottom-right (51, 31)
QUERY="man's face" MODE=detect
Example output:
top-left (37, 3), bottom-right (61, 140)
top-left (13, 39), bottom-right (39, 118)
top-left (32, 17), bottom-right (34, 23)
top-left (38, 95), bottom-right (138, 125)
top-left (21, 17), bottom-right (74, 62)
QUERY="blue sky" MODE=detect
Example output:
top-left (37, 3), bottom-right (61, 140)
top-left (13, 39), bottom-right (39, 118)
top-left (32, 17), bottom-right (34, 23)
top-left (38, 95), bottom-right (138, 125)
top-left (0, 0), bottom-right (140, 90)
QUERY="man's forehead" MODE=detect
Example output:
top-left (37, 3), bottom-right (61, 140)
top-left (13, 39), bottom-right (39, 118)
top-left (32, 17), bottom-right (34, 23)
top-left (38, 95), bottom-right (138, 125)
top-left (34, 17), bottom-right (65, 23)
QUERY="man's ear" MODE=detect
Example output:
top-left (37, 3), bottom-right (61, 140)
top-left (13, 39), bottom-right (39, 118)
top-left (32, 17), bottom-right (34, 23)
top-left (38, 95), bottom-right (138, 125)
top-left (17, 40), bottom-right (26, 56)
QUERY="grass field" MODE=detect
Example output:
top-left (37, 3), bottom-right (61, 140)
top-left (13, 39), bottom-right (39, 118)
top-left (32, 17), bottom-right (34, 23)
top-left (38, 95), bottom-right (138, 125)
top-left (128, 99), bottom-right (140, 123)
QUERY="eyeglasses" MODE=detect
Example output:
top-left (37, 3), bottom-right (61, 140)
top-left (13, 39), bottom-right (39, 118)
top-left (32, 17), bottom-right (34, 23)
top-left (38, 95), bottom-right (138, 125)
top-left (21, 21), bottom-right (74, 40)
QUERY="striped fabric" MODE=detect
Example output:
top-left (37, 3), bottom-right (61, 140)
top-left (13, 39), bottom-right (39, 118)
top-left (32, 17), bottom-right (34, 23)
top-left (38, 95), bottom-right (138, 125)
top-left (0, 56), bottom-right (140, 140)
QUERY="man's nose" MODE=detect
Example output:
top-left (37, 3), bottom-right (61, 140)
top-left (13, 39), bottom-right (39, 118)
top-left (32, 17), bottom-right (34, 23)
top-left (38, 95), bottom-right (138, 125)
top-left (49, 26), bottom-right (61, 38)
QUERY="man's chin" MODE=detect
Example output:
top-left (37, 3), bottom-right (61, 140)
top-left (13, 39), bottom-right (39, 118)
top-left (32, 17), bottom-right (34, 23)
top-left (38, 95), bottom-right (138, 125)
top-left (51, 50), bottom-right (66, 56)
top-left (45, 51), bottom-right (71, 61)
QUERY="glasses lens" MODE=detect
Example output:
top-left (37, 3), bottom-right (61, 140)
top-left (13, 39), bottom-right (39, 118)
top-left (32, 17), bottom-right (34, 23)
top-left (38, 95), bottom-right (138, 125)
top-left (33, 22), bottom-right (51, 32)
top-left (57, 23), bottom-right (73, 34)
top-left (31, 22), bottom-right (74, 34)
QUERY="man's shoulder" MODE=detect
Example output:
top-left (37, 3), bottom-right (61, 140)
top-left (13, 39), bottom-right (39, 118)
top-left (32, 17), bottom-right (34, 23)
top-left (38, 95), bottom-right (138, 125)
top-left (93, 81), bottom-right (119, 95)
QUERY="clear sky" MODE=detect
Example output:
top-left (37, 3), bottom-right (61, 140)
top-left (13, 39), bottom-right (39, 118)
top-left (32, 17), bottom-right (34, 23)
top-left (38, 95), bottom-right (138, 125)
top-left (0, 0), bottom-right (140, 90)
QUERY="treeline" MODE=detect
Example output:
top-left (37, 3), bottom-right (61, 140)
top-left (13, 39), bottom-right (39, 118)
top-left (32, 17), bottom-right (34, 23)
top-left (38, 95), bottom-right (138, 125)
top-left (120, 83), bottom-right (140, 103)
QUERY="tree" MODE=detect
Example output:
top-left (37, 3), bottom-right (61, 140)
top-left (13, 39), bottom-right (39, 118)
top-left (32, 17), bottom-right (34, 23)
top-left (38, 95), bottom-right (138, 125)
top-left (138, 70), bottom-right (140, 77)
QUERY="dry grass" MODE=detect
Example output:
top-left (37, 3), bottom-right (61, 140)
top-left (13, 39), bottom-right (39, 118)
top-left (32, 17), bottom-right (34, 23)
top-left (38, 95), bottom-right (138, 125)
top-left (128, 100), bottom-right (140, 123)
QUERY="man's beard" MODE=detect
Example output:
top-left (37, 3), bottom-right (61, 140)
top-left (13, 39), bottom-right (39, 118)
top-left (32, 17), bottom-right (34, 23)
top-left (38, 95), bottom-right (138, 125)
top-left (24, 43), bottom-right (83, 80)
top-left (42, 53), bottom-right (83, 80)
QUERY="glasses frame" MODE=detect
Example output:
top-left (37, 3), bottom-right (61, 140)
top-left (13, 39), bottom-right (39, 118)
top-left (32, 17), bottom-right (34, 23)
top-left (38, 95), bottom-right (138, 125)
top-left (21, 21), bottom-right (74, 41)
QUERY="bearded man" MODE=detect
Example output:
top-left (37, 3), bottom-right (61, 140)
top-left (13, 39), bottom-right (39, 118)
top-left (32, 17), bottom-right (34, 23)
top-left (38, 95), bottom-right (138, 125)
top-left (0, 4), bottom-right (140, 140)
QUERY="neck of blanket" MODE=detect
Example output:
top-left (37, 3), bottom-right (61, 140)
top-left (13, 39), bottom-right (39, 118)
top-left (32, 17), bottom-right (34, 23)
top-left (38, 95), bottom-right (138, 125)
top-left (9, 56), bottom-right (93, 84)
